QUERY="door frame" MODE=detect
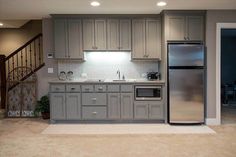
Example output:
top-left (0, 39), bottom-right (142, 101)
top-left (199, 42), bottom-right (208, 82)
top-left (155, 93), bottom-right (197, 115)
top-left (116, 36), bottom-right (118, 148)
top-left (216, 23), bottom-right (236, 125)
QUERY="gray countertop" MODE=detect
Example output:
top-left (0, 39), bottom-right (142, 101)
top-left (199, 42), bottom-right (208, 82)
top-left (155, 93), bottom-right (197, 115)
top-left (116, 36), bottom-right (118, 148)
top-left (48, 78), bottom-right (165, 85)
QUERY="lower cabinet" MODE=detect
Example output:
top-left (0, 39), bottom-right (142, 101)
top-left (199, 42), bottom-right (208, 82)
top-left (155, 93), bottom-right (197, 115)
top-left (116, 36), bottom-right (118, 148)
top-left (82, 106), bottom-right (107, 120)
top-left (134, 102), bottom-right (149, 119)
top-left (50, 93), bottom-right (66, 120)
top-left (108, 93), bottom-right (121, 119)
top-left (66, 93), bottom-right (81, 120)
top-left (134, 101), bottom-right (164, 120)
top-left (121, 93), bottom-right (133, 119)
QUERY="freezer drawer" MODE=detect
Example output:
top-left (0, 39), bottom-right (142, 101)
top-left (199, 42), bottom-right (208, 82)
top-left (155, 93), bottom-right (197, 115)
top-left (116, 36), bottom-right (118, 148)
top-left (169, 69), bottom-right (204, 123)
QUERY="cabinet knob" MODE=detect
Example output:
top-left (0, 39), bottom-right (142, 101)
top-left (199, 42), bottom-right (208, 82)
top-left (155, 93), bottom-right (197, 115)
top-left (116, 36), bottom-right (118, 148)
top-left (71, 88), bottom-right (75, 90)
top-left (92, 98), bottom-right (97, 101)
top-left (98, 87), bottom-right (103, 90)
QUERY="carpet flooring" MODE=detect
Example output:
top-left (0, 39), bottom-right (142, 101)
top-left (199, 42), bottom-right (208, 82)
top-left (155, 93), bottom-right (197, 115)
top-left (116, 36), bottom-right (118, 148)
top-left (1, 118), bottom-right (236, 157)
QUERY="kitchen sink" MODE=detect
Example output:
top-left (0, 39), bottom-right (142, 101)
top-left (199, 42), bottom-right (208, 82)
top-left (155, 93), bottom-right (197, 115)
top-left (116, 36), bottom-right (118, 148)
top-left (84, 79), bottom-right (105, 82)
top-left (112, 79), bottom-right (126, 82)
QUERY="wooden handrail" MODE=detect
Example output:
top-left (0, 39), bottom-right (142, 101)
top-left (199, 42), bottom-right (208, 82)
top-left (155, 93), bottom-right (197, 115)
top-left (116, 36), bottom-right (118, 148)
top-left (5, 33), bottom-right (42, 60)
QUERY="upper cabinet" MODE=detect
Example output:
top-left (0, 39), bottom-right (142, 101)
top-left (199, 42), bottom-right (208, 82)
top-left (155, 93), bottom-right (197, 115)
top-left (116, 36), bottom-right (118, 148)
top-left (54, 18), bottom-right (83, 59)
top-left (132, 18), bottom-right (161, 60)
top-left (83, 19), bottom-right (107, 50)
top-left (165, 12), bottom-right (205, 41)
top-left (107, 19), bottom-right (131, 51)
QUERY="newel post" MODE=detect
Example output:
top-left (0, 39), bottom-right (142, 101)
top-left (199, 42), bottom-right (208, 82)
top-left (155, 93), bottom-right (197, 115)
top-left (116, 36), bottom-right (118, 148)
top-left (0, 55), bottom-right (6, 109)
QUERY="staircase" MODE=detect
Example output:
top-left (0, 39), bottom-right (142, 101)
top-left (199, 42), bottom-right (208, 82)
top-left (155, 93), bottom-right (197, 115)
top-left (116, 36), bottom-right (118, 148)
top-left (0, 33), bottom-right (44, 110)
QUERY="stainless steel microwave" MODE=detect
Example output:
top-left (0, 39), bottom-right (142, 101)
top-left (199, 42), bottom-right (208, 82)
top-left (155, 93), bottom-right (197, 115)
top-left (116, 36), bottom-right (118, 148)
top-left (135, 86), bottom-right (162, 101)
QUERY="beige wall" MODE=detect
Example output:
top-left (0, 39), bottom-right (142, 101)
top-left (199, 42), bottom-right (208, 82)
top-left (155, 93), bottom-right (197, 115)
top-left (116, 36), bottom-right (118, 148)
top-left (36, 18), bottom-right (57, 99)
top-left (206, 10), bottom-right (236, 118)
top-left (0, 20), bottom-right (42, 56)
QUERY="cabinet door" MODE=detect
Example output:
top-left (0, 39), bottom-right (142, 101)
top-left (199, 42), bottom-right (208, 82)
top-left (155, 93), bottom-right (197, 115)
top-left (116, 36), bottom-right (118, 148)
top-left (108, 93), bottom-right (121, 119)
top-left (83, 19), bottom-right (95, 50)
top-left (186, 16), bottom-right (204, 41)
top-left (95, 19), bottom-right (106, 50)
top-left (120, 19), bottom-right (131, 50)
top-left (107, 19), bottom-right (119, 50)
top-left (66, 93), bottom-right (81, 120)
top-left (54, 19), bottom-right (67, 58)
top-left (146, 19), bottom-right (161, 59)
top-left (68, 19), bottom-right (83, 59)
top-left (132, 19), bottom-right (146, 59)
top-left (166, 16), bottom-right (185, 40)
top-left (134, 102), bottom-right (149, 119)
top-left (50, 93), bottom-right (66, 120)
top-left (149, 102), bottom-right (164, 119)
top-left (121, 93), bottom-right (133, 119)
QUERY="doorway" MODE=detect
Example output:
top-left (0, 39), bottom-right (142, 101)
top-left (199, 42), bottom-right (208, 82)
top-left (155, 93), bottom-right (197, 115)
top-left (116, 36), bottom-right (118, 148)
top-left (216, 23), bottom-right (236, 125)
top-left (221, 29), bottom-right (236, 124)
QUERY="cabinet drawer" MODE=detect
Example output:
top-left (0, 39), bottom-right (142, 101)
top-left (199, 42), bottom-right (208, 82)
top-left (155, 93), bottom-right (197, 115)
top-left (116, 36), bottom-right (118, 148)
top-left (82, 93), bottom-right (107, 106)
top-left (95, 85), bottom-right (107, 92)
top-left (66, 84), bottom-right (81, 92)
top-left (121, 85), bottom-right (133, 92)
top-left (50, 84), bottom-right (65, 92)
top-left (82, 106), bottom-right (107, 120)
top-left (81, 85), bottom-right (94, 92)
top-left (107, 85), bottom-right (120, 92)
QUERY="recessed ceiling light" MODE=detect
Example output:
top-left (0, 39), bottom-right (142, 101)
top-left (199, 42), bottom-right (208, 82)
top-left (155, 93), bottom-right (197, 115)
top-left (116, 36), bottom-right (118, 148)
top-left (0, 23), bottom-right (3, 26)
top-left (91, 1), bottom-right (100, 7)
top-left (157, 1), bottom-right (167, 7)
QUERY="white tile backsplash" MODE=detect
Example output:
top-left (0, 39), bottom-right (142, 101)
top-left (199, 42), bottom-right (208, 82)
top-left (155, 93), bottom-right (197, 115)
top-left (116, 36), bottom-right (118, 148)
top-left (58, 52), bottom-right (159, 79)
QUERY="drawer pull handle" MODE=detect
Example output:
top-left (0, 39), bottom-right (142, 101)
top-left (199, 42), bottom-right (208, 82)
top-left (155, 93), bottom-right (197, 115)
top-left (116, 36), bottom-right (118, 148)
top-left (92, 112), bottom-right (97, 115)
top-left (71, 88), bottom-right (75, 90)
top-left (55, 87), bottom-right (60, 90)
top-left (92, 98), bottom-right (97, 101)
top-left (98, 87), bottom-right (103, 90)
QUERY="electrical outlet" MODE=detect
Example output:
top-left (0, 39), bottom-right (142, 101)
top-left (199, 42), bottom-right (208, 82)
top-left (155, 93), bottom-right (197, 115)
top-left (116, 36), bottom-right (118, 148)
top-left (48, 68), bottom-right (54, 73)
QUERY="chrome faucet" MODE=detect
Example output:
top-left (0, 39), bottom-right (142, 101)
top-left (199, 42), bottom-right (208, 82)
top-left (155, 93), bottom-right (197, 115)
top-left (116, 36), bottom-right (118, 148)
top-left (117, 69), bottom-right (120, 80)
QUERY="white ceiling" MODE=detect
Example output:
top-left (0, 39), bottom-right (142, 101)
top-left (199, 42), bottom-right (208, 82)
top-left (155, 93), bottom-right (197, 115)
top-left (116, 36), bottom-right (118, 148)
top-left (0, 0), bottom-right (236, 19)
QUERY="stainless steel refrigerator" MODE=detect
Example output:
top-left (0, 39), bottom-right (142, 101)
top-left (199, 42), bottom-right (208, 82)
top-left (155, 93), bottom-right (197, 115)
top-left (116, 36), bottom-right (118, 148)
top-left (168, 43), bottom-right (205, 124)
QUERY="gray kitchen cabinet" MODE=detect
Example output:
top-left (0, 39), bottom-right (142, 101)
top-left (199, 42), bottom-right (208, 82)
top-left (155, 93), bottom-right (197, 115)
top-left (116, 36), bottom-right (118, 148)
top-left (68, 19), bottom-right (83, 58)
top-left (134, 101), bottom-right (164, 120)
top-left (82, 93), bottom-right (107, 106)
top-left (54, 19), bottom-right (67, 58)
top-left (186, 16), bottom-right (204, 41)
top-left (108, 93), bottom-right (121, 119)
top-left (146, 19), bottom-right (162, 59)
top-left (107, 19), bottom-right (119, 50)
top-left (121, 93), bottom-right (133, 119)
top-left (54, 19), bottom-right (83, 59)
top-left (119, 19), bottom-right (131, 50)
top-left (82, 106), bottom-right (107, 120)
top-left (134, 102), bottom-right (149, 119)
top-left (132, 19), bottom-right (146, 59)
top-left (82, 19), bottom-right (107, 50)
top-left (107, 19), bottom-right (131, 50)
top-left (82, 19), bottom-right (95, 50)
top-left (149, 102), bottom-right (164, 119)
top-left (66, 93), bottom-right (81, 120)
top-left (50, 93), bottom-right (66, 120)
top-left (166, 14), bottom-right (204, 41)
top-left (132, 18), bottom-right (161, 60)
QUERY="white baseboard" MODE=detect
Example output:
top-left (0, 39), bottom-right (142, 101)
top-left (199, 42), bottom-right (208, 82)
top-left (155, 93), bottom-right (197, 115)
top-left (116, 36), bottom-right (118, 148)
top-left (206, 118), bottom-right (220, 125)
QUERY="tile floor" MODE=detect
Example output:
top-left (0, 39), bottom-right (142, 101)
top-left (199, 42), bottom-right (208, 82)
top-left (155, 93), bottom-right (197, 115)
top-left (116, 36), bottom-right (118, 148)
top-left (1, 118), bottom-right (236, 157)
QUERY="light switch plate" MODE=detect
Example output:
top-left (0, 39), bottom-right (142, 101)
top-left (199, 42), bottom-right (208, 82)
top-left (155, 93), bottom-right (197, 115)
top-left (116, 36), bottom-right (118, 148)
top-left (48, 68), bottom-right (54, 73)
